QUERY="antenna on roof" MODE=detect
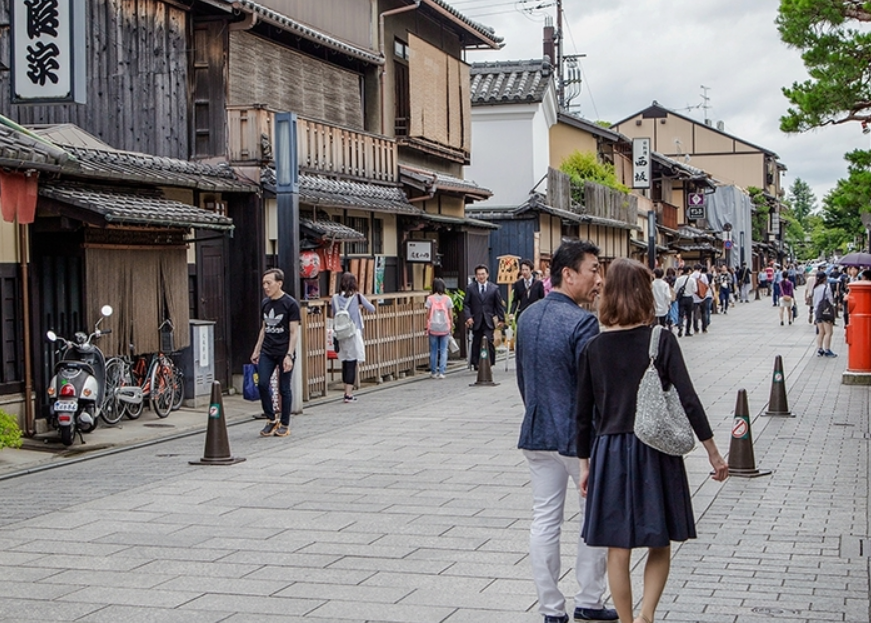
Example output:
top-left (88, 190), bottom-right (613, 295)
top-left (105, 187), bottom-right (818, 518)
top-left (700, 85), bottom-right (711, 125)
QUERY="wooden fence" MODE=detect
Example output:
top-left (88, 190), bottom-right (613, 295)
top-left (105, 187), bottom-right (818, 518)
top-left (298, 292), bottom-right (430, 401)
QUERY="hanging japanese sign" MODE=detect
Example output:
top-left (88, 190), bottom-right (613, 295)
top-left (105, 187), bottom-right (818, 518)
top-left (12, 0), bottom-right (86, 103)
top-left (632, 138), bottom-right (651, 189)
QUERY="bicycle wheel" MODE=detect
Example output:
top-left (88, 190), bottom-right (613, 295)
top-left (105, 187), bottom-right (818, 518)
top-left (171, 366), bottom-right (185, 411)
top-left (101, 358), bottom-right (125, 425)
top-left (151, 358), bottom-right (173, 418)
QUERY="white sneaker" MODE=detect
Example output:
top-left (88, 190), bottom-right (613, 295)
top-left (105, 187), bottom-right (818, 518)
top-left (438, 373), bottom-right (445, 379)
top-left (431, 373), bottom-right (438, 379)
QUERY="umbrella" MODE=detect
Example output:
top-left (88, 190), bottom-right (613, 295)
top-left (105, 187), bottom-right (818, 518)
top-left (838, 252), bottom-right (871, 266)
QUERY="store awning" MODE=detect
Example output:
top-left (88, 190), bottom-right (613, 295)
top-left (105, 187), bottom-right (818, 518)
top-left (39, 183), bottom-right (234, 231)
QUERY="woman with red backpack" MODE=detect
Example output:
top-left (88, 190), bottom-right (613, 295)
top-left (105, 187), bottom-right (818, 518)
top-left (425, 278), bottom-right (454, 379)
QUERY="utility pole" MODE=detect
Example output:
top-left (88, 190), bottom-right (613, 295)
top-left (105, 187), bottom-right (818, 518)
top-left (556, 0), bottom-right (563, 110)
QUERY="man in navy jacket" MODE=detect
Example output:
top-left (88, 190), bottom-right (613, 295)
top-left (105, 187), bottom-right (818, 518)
top-left (515, 240), bottom-right (616, 623)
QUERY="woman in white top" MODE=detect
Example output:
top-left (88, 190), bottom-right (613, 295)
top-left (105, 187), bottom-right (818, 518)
top-left (811, 271), bottom-right (837, 358)
top-left (651, 268), bottom-right (673, 329)
top-left (331, 273), bottom-right (376, 402)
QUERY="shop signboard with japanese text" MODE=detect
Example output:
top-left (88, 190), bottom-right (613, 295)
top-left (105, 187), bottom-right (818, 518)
top-left (405, 240), bottom-right (434, 263)
top-left (632, 138), bottom-right (651, 189)
top-left (12, 0), bottom-right (86, 103)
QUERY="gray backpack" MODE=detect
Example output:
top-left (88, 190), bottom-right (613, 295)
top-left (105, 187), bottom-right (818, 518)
top-left (333, 295), bottom-right (357, 341)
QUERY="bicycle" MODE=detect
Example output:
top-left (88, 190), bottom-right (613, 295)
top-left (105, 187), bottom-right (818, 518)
top-left (129, 352), bottom-right (174, 418)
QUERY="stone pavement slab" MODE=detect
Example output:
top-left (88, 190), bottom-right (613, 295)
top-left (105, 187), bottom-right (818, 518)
top-left (0, 297), bottom-right (866, 622)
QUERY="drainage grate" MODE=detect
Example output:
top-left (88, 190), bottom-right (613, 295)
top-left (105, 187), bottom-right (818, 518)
top-left (840, 535), bottom-right (871, 558)
top-left (832, 422), bottom-right (855, 426)
top-left (143, 423), bottom-right (175, 428)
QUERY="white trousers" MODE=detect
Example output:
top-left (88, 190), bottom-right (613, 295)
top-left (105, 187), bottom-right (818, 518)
top-left (740, 283), bottom-right (750, 302)
top-left (524, 450), bottom-right (608, 617)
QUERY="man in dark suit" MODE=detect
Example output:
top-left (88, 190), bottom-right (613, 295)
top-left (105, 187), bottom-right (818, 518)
top-left (509, 258), bottom-right (546, 320)
top-left (463, 264), bottom-right (505, 369)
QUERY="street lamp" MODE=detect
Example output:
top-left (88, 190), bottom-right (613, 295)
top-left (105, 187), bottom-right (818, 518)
top-left (274, 112), bottom-right (300, 299)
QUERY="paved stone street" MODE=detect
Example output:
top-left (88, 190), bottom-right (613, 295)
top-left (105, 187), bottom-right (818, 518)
top-left (0, 296), bottom-right (867, 622)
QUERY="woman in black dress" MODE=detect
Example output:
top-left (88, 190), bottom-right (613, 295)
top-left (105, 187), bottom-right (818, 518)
top-left (576, 258), bottom-right (728, 623)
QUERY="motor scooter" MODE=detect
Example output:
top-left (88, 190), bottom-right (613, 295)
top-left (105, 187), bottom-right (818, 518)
top-left (45, 305), bottom-right (113, 446)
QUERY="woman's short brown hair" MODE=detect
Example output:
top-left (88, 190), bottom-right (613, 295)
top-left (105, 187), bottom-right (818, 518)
top-left (598, 258), bottom-right (655, 327)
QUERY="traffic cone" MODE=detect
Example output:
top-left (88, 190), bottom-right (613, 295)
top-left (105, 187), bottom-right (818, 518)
top-left (470, 336), bottom-right (499, 387)
top-left (190, 381), bottom-right (246, 465)
top-left (763, 355), bottom-right (794, 417)
top-left (727, 389), bottom-right (771, 478)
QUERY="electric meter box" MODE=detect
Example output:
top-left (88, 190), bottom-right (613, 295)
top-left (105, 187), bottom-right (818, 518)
top-left (178, 320), bottom-right (215, 408)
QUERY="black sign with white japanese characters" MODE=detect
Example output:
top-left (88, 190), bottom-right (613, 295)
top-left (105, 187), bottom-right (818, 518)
top-left (13, 0), bottom-right (86, 103)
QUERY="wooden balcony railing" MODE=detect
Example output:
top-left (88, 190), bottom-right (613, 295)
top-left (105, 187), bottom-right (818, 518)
top-left (298, 293), bottom-right (430, 401)
top-left (227, 105), bottom-right (398, 184)
top-left (656, 201), bottom-right (680, 230)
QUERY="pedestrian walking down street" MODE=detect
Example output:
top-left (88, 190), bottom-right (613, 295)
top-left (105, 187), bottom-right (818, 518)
top-left (576, 258), bottom-right (728, 623)
top-left (331, 273), bottom-right (376, 403)
top-left (425, 278), bottom-right (453, 379)
top-left (778, 270), bottom-right (795, 326)
top-left (758, 267), bottom-right (769, 297)
top-left (250, 268), bottom-right (300, 438)
top-left (509, 259), bottom-right (546, 321)
top-left (463, 265), bottom-right (505, 370)
top-left (717, 266), bottom-right (731, 314)
top-left (812, 271), bottom-right (838, 358)
top-left (690, 264), bottom-right (710, 334)
top-left (737, 262), bottom-right (752, 303)
top-left (515, 240), bottom-right (617, 623)
top-left (674, 266), bottom-right (696, 337)
top-left (771, 263), bottom-right (782, 307)
top-left (652, 268), bottom-right (672, 328)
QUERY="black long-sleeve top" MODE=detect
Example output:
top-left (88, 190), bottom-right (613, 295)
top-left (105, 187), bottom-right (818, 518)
top-left (575, 325), bottom-right (714, 459)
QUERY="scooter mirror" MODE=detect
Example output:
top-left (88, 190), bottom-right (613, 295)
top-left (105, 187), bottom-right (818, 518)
top-left (101, 305), bottom-right (113, 317)
top-left (46, 331), bottom-right (57, 342)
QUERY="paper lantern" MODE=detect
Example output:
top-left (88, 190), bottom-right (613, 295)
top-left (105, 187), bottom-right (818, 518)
top-left (300, 250), bottom-right (321, 279)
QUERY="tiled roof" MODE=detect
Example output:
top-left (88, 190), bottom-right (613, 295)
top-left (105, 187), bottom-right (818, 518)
top-left (0, 120), bottom-right (74, 170)
top-left (60, 146), bottom-right (256, 192)
top-left (468, 198), bottom-right (640, 231)
top-left (300, 217), bottom-right (366, 241)
top-left (204, 0), bottom-right (383, 65)
top-left (420, 212), bottom-right (499, 230)
top-left (299, 175), bottom-right (421, 215)
top-left (261, 169), bottom-right (422, 215)
top-left (39, 183), bottom-right (234, 231)
top-left (470, 59), bottom-right (553, 105)
top-left (398, 164), bottom-right (491, 199)
top-left (423, 0), bottom-right (503, 48)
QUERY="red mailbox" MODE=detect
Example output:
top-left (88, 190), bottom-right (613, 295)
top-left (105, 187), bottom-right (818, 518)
top-left (845, 281), bottom-right (871, 372)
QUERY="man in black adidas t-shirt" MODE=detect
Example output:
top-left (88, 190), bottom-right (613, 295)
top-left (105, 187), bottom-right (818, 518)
top-left (250, 268), bottom-right (300, 437)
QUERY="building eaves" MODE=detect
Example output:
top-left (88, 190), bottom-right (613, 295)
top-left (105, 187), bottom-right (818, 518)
top-left (420, 0), bottom-right (503, 49)
top-left (300, 217), bottom-right (366, 242)
top-left (0, 117), bottom-right (76, 172)
top-left (470, 58), bottom-right (552, 105)
top-left (202, 0), bottom-right (383, 65)
top-left (398, 164), bottom-right (492, 199)
top-left (264, 171), bottom-right (422, 216)
top-left (39, 182), bottom-right (234, 231)
top-left (419, 212), bottom-right (499, 230)
top-left (613, 101), bottom-right (780, 159)
top-left (60, 145), bottom-right (257, 192)
top-left (557, 113), bottom-right (624, 143)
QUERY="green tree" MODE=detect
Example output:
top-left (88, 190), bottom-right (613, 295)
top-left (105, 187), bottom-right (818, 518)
top-left (777, 0), bottom-right (871, 132)
top-left (747, 186), bottom-right (771, 242)
top-left (788, 177), bottom-right (818, 224)
top-left (559, 150), bottom-right (629, 194)
top-left (819, 148), bottom-right (871, 249)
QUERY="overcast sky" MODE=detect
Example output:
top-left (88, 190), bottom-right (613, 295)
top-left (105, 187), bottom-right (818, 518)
top-left (459, 0), bottom-right (868, 208)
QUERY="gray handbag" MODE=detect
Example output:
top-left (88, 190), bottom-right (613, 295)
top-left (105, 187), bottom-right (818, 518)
top-left (633, 325), bottom-right (695, 456)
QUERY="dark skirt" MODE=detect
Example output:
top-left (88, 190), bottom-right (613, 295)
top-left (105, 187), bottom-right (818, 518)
top-left (582, 432), bottom-right (696, 549)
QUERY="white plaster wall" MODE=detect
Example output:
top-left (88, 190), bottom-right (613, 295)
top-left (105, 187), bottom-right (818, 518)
top-left (466, 84), bottom-right (558, 209)
top-left (466, 105), bottom-right (538, 208)
top-left (0, 220), bottom-right (19, 262)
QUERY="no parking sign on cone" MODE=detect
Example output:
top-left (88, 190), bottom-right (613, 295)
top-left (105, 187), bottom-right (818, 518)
top-left (728, 389), bottom-right (771, 478)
